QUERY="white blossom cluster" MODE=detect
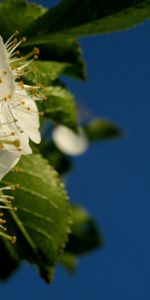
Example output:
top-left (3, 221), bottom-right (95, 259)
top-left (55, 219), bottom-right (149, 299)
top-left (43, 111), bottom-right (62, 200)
top-left (0, 32), bottom-right (88, 243)
top-left (0, 32), bottom-right (42, 242)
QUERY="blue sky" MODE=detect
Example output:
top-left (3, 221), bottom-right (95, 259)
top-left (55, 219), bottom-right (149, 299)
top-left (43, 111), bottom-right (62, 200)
top-left (1, 1), bottom-right (150, 300)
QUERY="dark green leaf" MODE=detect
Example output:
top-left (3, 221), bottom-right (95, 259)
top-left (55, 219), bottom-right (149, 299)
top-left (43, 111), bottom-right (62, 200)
top-left (0, 238), bottom-right (20, 280)
top-left (84, 119), bottom-right (122, 142)
top-left (66, 205), bottom-right (102, 255)
top-left (1, 154), bottom-right (72, 283)
top-left (39, 141), bottom-right (73, 175)
top-left (22, 38), bottom-right (86, 80)
top-left (40, 86), bottom-right (78, 130)
top-left (0, 1), bottom-right (46, 40)
top-left (23, 0), bottom-right (150, 38)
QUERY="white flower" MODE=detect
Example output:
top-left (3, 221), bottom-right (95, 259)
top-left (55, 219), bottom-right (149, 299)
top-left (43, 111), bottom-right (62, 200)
top-left (0, 32), bottom-right (42, 179)
top-left (52, 125), bottom-right (89, 156)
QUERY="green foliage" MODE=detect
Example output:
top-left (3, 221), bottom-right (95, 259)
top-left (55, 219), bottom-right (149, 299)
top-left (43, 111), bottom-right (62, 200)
top-left (22, 37), bottom-right (86, 80)
top-left (1, 154), bottom-right (72, 283)
top-left (60, 204), bottom-right (103, 272)
top-left (0, 0), bottom-right (146, 284)
top-left (66, 205), bottom-right (102, 255)
top-left (59, 252), bottom-right (77, 273)
top-left (24, 61), bottom-right (70, 86)
top-left (84, 119), bottom-right (123, 142)
top-left (0, 0), bottom-right (46, 39)
top-left (24, 0), bottom-right (150, 38)
top-left (40, 86), bottom-right (78, 130)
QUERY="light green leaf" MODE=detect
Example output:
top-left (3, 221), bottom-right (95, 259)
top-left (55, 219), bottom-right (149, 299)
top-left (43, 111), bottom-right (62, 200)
top-left (0, 1), bottom-right (46, 40)
top-left (40, 86), bottom-right (78, 130)
top-left (1, 154), bottom-right (72, 283)
top-left (23, 0), bottom-right (150, 38)
top-left (24, 60), bottom-right (70, 86)
top-left (65, 205), bottom-right (102, 255)
top-left (59, 252), bottom-right (77, 273)
top-left (84, 119), bottom-right (122, 142)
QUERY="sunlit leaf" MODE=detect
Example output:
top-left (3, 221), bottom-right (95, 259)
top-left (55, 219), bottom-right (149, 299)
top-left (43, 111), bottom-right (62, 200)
top-left (24, 60), bottom-right (70, 86)
top-left (59, 252), bottom-right (77, 273)
top-left (24, 0), bottom-right (150, 38)
top-left (1, 154), bottom-right (72, 283)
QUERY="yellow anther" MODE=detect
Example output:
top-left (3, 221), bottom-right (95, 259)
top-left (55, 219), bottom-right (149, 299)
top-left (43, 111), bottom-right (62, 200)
top-left (18, 81), bottom-right (24, 89)
top-left (13, 207), bottom-right (18, 212)
top-left (39, 112), bottom-right (45, 117)
top-left (16, 50), bottom-right (20, 56)
top-left (11, 236), bottom-right (16, 244)
top-left (33, 47), bottom-right (40, 55)
top-left (22, 37), bottom-right (27, 42)
top-left (2, 70), bottom-right (7, 75)
top-left (11, 131), bottom-right (16, 136)
top-left (38, 83), bottom-right (45, 89)
top-left (13, 139), bottom-right (20, 148)
top-left (15, 183), bottom-right (20, 189)
top-left (0, 219), bottom-right (6, 224)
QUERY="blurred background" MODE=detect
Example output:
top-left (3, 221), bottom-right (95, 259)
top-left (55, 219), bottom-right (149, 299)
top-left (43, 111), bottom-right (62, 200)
top-left (1, 1), bottom-right (150, 299)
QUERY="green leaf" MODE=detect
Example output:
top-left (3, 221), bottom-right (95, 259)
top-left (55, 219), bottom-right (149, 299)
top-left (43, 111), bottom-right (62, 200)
top-left (1, 154), bottom-right (72, 283)
top-left (84, 119), bottom-right (122, 142)
top-left (0, 1), bottom-right (86, 80)
top-left (40, 86), bottom-right (78, 130)
top-left (23, 0), bottom-right (150, 38)
top-left (59, 252), bottom-right (77, 273)
top-left (22, 38), bottom-right (86, 80)
top-left (39, 141), bottom-right (72, 175)
top-left (0, 1), bottom-right (46, 40)
top-left (66, 205), bottom-right (102, 255)
top-left (23, 60), bottom-right (70, 86)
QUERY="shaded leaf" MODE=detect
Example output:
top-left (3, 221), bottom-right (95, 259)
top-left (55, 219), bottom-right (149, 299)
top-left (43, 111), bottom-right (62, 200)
top-left (66, 205), bottom-right (102, 255)
top-left (22, 37), bottom-right (86, 80)
top-left (39, 141), bottom-right (73, 175)
top-left (0, 238), bottom-right (20, 280)
top-left (84, 119), bottom-right (122, 142)
top-left (0, 0), bottom-right (46, 40)
top-left (24, 0), bottom-right (150, 38)
top-left (40, 86), bottom-right (78, 130)
top-left (1, 154), bottom-right (72, 283)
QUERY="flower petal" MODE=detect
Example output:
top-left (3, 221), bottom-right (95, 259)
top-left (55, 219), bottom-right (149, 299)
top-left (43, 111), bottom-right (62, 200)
top-left (0, 150), bottom-right (20, 180)
top-left (0, 102), bottom-right (32, 155)
top-left (0, 37), bottom-right (15, 101)
top-left (12, 85), bottom-right (41, 144)
top-left (52, 125), bottom-right (89, 156)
